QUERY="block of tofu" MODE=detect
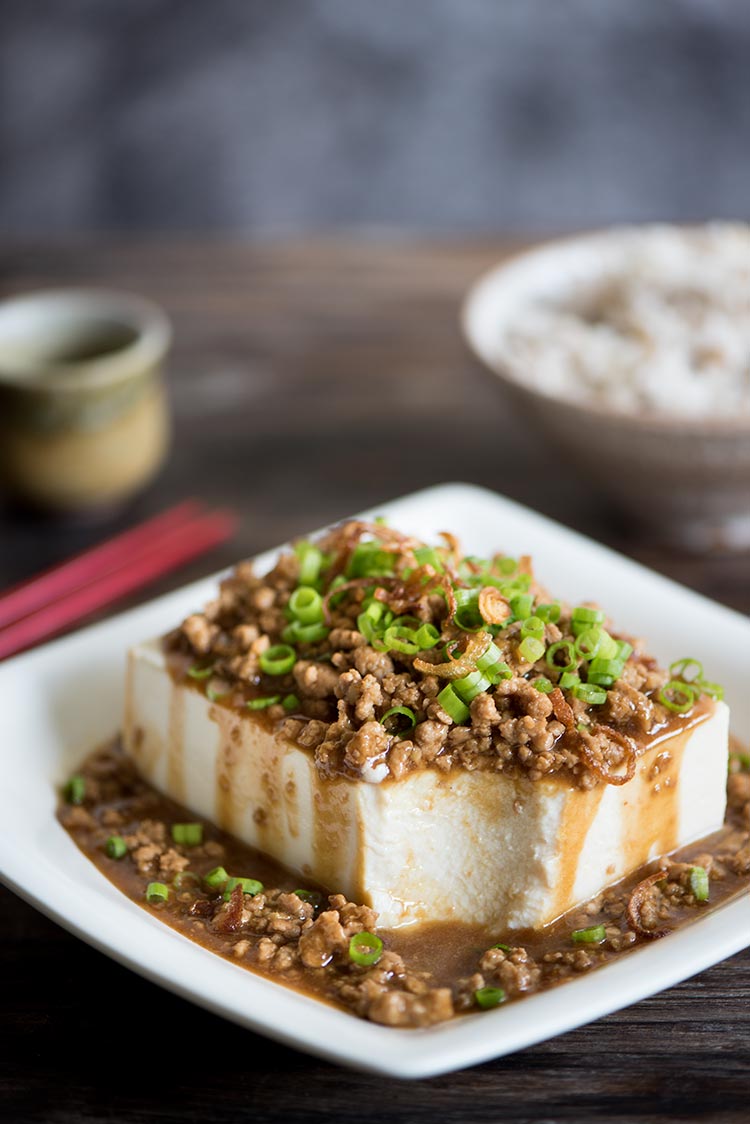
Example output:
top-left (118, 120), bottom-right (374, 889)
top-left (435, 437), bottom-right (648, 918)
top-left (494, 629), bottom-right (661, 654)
top-left (124, 638), bottom-right (730, 931)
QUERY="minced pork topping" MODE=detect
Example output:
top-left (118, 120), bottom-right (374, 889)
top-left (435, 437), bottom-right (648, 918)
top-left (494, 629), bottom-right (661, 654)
top-left (59, 744), bottom-right (750, 1028)
top-left (166, 520), bottom-right (720, 789)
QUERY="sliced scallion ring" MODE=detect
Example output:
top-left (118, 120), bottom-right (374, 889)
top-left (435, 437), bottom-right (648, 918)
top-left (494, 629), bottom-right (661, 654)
top-left (571, 924), bottom-right (606, 944)
top-left (518, 635), bottom-right (545, 663)
top-left (295, 541), bottom-right (323, 586)
top-left (171, 822), bottom-right (204, 846)
top-left (349, 931), bottom-right (383, 967)
top-left (669, 657), bottom-right (704, 683)
top-left (105, 835), bottom-right (127, 860)
top-left (379, 706), bottom-right (417, 735)
top-left (259, 644), bottom-right (296, 676)
top-left (204, 866), bottom-right (229, 888)
top-left (437, 683), bottom-right (470, 724)
top-left (658, 680), bottom-right (697, 714)
top-left (64, 774), bottom-right (86, 805)
top-left (546, 640), bottom-right (577, 673)
top-left (247, 695), bottom-right (282, 710)
top-left (223, 876), bottom-right (264, 901)
top-left (689, 865), bottom-right (709, 902)
top-left (146, 882), bottom-right (169, 904)
top-left (187, 665), bottom-right (214, 680)
top-left (573, 682), bottom-right (607, 706)
top-left (288, 586), bottom-right (324, 625)
top-left (474, 986), bottom-right (506, 1009)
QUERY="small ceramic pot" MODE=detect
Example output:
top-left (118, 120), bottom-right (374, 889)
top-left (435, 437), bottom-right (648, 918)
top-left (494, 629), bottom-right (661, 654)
top-left (0, 289), bottom-right (172, 512)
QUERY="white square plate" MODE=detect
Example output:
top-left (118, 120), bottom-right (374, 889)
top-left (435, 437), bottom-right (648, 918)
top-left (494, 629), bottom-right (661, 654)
top-left (1, 483), bottom-right (748, 1078)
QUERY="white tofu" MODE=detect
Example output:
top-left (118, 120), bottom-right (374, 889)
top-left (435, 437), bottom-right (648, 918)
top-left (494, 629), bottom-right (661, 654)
top-left (123, 639), bottom-right (730, 931)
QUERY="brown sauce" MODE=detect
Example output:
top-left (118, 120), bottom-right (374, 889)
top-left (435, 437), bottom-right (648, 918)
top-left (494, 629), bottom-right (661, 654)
top-left (58, 736), bottom-right (750, 1028)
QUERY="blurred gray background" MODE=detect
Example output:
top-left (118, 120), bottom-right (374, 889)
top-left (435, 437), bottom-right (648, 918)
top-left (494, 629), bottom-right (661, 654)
top-left (1, 0), bottom-right (749, 234)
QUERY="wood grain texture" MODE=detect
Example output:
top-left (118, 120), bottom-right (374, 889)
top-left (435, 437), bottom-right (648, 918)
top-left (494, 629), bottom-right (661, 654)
top-left (1, 239), bottom-right (748, 1123)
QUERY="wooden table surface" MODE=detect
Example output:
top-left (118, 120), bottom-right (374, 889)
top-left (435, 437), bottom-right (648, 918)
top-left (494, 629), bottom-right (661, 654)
top-left (1, 239), bottom-right (748, 1124)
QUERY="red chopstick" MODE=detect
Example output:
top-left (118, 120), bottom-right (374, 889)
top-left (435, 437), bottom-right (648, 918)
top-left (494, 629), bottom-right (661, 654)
top-left (0, 507), bottom-right (237, 661)
top-left (0, 499), bottom-right (203, 630)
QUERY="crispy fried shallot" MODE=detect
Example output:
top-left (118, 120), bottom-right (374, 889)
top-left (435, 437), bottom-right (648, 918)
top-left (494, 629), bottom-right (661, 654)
top-left (478, 586), bottom-right (512, 625)
top-left (214, 883), bottom-right (245, 933)
top-left (413, 630), bottom-right (492, 680)
top-left (322, 577), bottom-right (392, 624)
top-left (577, 724), bottom-right (637, 786)
top-left (627, 869), bottom-right (670, 939)
top-left (550, 687), bottom-right (576, 732)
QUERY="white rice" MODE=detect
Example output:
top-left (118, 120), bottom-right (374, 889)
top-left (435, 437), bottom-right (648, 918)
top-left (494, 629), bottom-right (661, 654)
top-left (504, 224), bottom-right (750, 418)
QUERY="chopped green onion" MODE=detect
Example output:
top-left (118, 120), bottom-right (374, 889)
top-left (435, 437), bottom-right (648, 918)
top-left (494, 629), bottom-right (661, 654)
top-left (533, 677), bottom-right (554, 694)
top-left (259, 644), bottom-right (296, 676)
top-left (453, 589), bottom-right (484, 632)
top-left (596, 632), bottom-right (619, 660)
top-left (105, 835), bottom-right (127, 860)
top-left (64, 774), bottom-right (86, 805)
top-left (247, 695), bottom-right (282, 710)
top-left (696, 679), bottom-right (724, 701)
top-left (573, 682), bottom-right (607, 706)
top-left (380, 705), bottom-right (417, 735)
top-left (520, 616), bottom-right (545, 639)
top-left (206, 684), bottom-right (228, 702)
top-left (536, 602), bottom-right (561, 623)
top-left (496, 556), bottom-right (518, 576)
top-left (294, 888), bottom-right (323, 908)
top-left (288, 586), bottom-right (324, 625)
top-left (658, 680), bottom-right (697, 714)
top-left (572, 606), bottom-right (605, 625)
top-left (546, 640), bottom-right (577, 673)
top-left (476, 641), bottom-right (501, 673)
top-left (616, 640), bottom-right (634, 661)
top-left (689, 866), bottom-right (709, 902)
top-left (415, 622), bottom-right (441, 649)
top-left (282, 693), bottom-right (300, 711)
top-left (204, 866), bottom-right (229, 888)
top-left (454, 671), bottom-right (493, 704)
top-left (730, 752), bottom-right (750, 772)
top-left (414, 546), bottom-right (444, 572)
top-left (171, 823), bottom-right (204, 846)
top-left (295, 541), bottom-right (323, 586)
top-left (571, 924), bottom-right (606, 944)
top-left (491, 942), bottom-right (511, 952)
top-left (381, 624), bottom-right (421, 655)
top-left (588, 657), bottom-right (625, 679)
top-left (187, 665), bottom-right (214, 680)
top-left (146, 882), bottom-right (169, 904)
top-left (559, 670), bottom-right (580, 690)
top-left (518, 636), bottom-right (545, 663)
top-left (283, 621), bottom-right (330, 645)
top-left (474, 986), bottom-right (506, 1010)
top-left (223, 876), bottom-right (264, 900)
top-left (348, 931), bottom-right (383, 967)
top-left (346, 543), bottom-right (395, 579)
top-left (509, 593), bottom-right (534, 619)
top-left (437, 683), bottom-right (470, 724)
top-left (574, 628), bottom-right (603, 660)
top-left (669, 657), bottom-right (704, 683)
top-left (326, 574), bottom-right (348, 606)
top-left (475, 639), bottom-right (512, 682)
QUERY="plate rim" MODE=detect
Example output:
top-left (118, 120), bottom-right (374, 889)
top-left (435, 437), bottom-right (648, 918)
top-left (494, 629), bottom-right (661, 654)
top-left (1, 479), bottom-right (748, 1079)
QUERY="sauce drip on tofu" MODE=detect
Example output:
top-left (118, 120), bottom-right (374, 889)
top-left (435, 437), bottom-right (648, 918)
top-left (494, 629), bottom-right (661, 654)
top-left (59, 738), bottom-right (750, 1029)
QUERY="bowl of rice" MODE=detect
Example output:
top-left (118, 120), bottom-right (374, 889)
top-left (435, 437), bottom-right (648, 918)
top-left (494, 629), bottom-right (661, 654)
top-left (462, 223), bottom-right (750, 550)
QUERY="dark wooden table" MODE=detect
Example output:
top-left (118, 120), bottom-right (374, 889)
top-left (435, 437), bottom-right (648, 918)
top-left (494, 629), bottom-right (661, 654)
top-left (1, 240), bottom-right (748, 1124)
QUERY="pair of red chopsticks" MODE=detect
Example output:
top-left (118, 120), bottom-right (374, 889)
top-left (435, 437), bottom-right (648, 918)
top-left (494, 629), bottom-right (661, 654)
top-left (0, 500), bottom-right (237, 661)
